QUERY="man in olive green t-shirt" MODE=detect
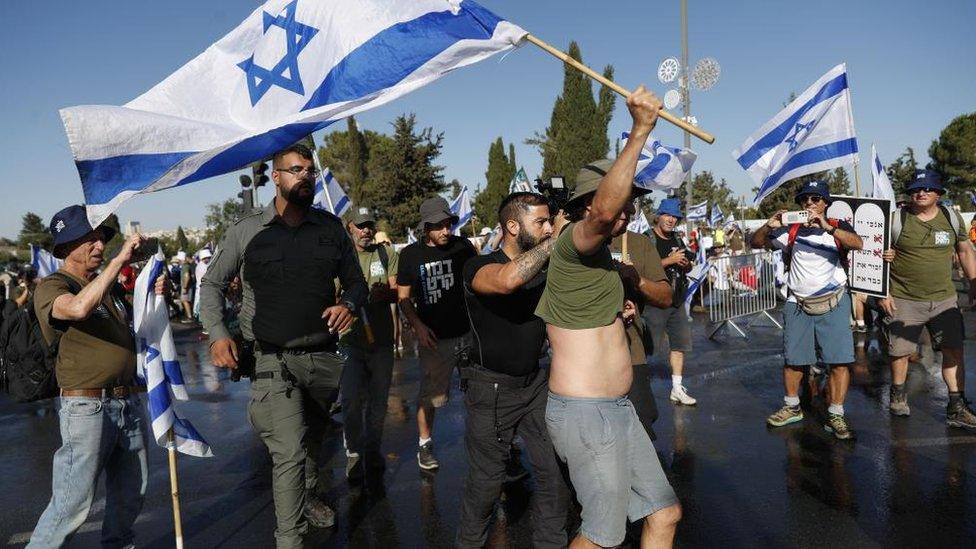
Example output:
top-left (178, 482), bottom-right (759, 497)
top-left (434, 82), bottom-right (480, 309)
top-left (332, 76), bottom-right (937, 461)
top-left (338, 209), bottom-right (399, 481)
top-left (880, 170), bottom-right (976, 429)
top-left (535, 87), bottom-right (682, 549)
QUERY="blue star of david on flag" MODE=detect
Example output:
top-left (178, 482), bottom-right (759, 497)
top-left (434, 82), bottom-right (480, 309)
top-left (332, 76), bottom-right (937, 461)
top-left (784, 120), bottom-right (817, 152)
top-left (237, 0), bottom-right (319, 106)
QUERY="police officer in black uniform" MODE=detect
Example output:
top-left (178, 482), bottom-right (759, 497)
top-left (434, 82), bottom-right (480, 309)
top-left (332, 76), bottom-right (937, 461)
top-left (200, 143), bottom-right (367, 549)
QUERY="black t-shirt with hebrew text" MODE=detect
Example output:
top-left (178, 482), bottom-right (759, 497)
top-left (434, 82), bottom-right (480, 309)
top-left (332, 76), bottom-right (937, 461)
top-left (397, 236), bottom-right (476, 339)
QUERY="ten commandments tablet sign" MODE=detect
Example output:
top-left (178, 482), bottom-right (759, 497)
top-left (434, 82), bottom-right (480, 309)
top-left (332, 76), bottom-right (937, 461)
top-left (827, 196), bottom-right (891, 297)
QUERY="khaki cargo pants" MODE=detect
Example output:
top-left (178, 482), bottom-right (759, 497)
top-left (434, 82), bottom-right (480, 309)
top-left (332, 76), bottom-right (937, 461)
top-left (248, 348), bottom-right (343, 549)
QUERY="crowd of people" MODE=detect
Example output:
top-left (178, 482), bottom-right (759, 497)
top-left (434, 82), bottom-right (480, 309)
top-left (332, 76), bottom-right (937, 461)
top-left (6, 86), bottom-right (975, 549)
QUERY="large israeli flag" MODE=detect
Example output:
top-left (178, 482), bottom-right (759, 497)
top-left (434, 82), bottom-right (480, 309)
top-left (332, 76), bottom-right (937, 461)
top-left (870, 145), bottom-right (895, 203)
top-left (312, 167), bottom-right (351, 217)
top-left (627, 209), bottom-right (651, 235)
top-left (30, 244), bottom-right (63, 277)
top-left (686, 201), bottom-right (708, 222)
top-left (734, 64), bottom-right (859, 205)
top-left (134, 250), bottom-right (212, 458)
top-left (450, 186), bottom-right (473, 235)
top-left (508, 167), bottom-right (534, 194)
top-left (60, 0), bottom-right (528, 226)
top-left (621, 132), bottom-right (697, 192)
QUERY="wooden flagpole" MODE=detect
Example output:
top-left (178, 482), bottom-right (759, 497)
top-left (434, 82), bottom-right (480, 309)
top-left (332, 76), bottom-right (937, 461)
top-left (167, 428), bottom-right (185, 549)
top-left (523, 34), bottom-right (715, 145)
top-left (621, 231), bottom-right (629, 262)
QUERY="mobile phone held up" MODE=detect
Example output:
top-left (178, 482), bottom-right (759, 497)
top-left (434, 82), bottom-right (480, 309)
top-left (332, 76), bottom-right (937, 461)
top-left (129, 237), bottom-right (160, 263)
top-left (782, 211), bottom-right (809, 225)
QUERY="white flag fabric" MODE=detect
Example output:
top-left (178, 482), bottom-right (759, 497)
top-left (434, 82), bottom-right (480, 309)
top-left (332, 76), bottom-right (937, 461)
top-left (60, 0), bottom-right (528, 227)
top-left (686, 201), bottom-right (708, 221)
top-left (621, 132), bottom-right (697, 192)
top-left (627, 210), bottom-right (651, 235)
top-left (735, 64), bottom-right (859, 205)
top-left (450, 186), bottom-right (473, 235)
top-left (30, 244), bottom-right (63, 278)
top-left (406, 228), bottom-right (418, 245)
top-left (134, 250), bottom-right (212, 458)
top-left (684, 243), bottom-right (708, 314)
top-left (508, 167), bottom-right (534, 194)
top-left (710, 205), bottom-right (724, 227)
top-left (870, 144), bottom-right (895, 203)
top-left (312, 167), bottom-right (351, 217)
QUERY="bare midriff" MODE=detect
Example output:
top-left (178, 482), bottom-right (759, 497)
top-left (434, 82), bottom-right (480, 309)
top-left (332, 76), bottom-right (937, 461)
top-left (547, 317), bottom-right (632, 398)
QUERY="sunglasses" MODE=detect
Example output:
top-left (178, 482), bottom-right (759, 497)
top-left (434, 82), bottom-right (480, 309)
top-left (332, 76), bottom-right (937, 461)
top-left (796, 195), bottom-right (824, 204)
top-left (911, 187), bottom-right (940, 195)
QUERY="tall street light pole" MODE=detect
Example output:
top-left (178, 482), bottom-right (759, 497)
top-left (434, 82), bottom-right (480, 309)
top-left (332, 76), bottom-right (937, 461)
top-left (681, 0), bottom-right (692, 216)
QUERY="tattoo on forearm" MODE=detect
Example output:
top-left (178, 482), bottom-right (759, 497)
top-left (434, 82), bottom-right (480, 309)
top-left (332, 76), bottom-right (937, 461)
top-left (513, 239), bottom-right (555, 283)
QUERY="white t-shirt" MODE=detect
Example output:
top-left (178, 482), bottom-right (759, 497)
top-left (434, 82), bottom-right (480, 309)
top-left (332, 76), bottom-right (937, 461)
top-left (770, 223), bottom-right (851, 302)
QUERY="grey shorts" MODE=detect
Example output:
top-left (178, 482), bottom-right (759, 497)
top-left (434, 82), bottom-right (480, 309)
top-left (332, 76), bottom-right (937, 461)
top-left (545, 392), bottom-right (678, 547)
top-left (645, 305), bottom-right (693, 353)
top-left (418, 333), bottom-right (470, 408)
top-left (886, 296), bottom-right (965, 356)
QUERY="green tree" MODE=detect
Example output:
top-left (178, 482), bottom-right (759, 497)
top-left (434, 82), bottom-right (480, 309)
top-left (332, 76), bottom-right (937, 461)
top-left (204, 198), bottom-right (245, 245)
top-left (686, 171), bottom-right (740, 218)
top-left (359, 114), bottom-right (445, 238)
top-left (527, 41), bottom-right (615, 183)
top-left (175, 226), bottom-right (189, 251)
top-left (473, 137), bottom-right (517, 228)
top-left (346, 116), bottom-right (368, 192)
top-left (18, 212), bottom-right (52, 249)
top-left (886, 147), bottom-right (918, 194)
top-left (929, 113), bottom-right (976, 209)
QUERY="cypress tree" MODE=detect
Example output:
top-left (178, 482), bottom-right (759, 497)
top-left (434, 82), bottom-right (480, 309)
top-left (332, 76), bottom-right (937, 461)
top-left (474, 137), bottom-right (517, 228)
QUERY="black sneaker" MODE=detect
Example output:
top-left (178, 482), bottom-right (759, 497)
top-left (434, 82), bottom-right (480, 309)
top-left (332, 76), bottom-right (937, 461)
top-left (303, 493), bottom-right (336, 529)
top-left (418, 441), bottom-right (440, 470)
top-left (947, 399), bottom-right (976, 431)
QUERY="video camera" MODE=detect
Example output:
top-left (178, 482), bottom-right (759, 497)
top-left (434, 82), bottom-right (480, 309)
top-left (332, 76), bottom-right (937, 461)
top-left (534, 175), bottom-right (570, 213)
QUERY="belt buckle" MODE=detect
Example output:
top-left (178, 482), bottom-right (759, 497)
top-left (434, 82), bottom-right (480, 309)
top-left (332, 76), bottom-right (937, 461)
top-left (111, 386), bottom-right (126, 399)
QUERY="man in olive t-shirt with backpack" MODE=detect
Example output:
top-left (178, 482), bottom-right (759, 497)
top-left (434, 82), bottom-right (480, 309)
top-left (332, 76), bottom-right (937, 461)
top-left (880, 170), bottom-right (976, 429)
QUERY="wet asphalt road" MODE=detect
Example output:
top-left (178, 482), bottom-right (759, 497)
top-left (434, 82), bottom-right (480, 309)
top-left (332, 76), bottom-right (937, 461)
top-left (3, 304), bottom-right (976, 548)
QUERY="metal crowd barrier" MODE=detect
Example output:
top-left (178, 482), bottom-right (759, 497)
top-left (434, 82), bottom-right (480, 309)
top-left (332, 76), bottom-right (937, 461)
top-left (704, 249), bottom-right (782, 339)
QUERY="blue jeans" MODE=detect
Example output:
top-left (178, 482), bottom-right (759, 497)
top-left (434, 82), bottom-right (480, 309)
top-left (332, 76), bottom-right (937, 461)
top-left (28, 395), bottom-right (149, 549)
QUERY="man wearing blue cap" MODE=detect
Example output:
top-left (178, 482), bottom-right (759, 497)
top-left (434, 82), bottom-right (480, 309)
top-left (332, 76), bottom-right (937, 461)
top-left (28, 205), bottom-right (164, 548)
top-left (880, 170), bottom-right (976, 428)
top-left (751, 181), bottom-right (863, 439)
top-left (646, 197), bottom-right (698, 406)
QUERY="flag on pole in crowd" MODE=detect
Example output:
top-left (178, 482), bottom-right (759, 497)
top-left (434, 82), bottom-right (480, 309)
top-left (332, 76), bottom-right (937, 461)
top-left (406, 228), bottom-right (418, 245)
top-left (727, 212), bottom-right (736, 224)
top-left (734, 64), bottom-right (859, 205)
top-left (60, 0), bottom-right (528, 227)
top-left (684, 243), bottom-right (708, 314)
top-left (870, 144), bottom-right (895, 204)
top-left (481, 223), bottom-right (502, 255)
top-left (450, 186), bottom-right (473, 235)
top-left (509, 167), bottom-right (534, 194)
top-left (627, 209), bottom-right (651, 235)
top-left (30, 244), bottom-right (63, 277)
top-left (312, 167), bottom-right (351, 217)
top-left (621, 132), bottom-right (697, 192)
top-left (686, 201), bottom-right (708, 222)
top-left (710, 205), bottom-right (724, 227)
top-left (133, 249), bottom-right (212, 458)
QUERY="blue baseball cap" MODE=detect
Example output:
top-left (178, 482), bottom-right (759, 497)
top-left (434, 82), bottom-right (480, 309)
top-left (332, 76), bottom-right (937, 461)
top-left (49, 205), bottom-right (116, 258)
top-left (656, 198), bottom-right (684, 219)
top-left (905, 169), bottom-right (945, 194)
top-left (794, 180), bottom-right (831, 202)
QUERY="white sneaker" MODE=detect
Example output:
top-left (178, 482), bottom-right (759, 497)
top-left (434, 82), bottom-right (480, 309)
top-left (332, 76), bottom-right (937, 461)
top-left (670, 385), bottom-right (697, 406)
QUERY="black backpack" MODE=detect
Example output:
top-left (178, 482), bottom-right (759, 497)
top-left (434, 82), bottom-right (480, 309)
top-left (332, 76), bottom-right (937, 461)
top-left (0, 272), bottom-right (80, 402)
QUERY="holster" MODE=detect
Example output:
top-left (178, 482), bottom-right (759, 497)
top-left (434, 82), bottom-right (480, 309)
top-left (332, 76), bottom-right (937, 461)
top-left (231, 336), bottom-right (256, 382)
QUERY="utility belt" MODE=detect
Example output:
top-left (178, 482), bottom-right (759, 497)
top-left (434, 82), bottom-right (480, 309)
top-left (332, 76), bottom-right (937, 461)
top-left (229, 337), bottom-right (337, 382)
top-left (461, 361), bottom-right (541, 390)
top-left (254, 340), bottom-right (338, 355)
top-left (60, 386), bottom-right (146, 399)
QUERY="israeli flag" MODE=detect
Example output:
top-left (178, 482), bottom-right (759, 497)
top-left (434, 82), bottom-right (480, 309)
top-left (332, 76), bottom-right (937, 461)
top-left (133, 250), bottom-right (212, 458)
top-left (60, 0), bottom-right (528, 227)
top-left (312, 167), bottom-right (351, 217)
top-left (684, 243), bottom-right (708, 313)
top-left (509, 167), bottom-right (534, 194)
top-left (710, 205), bottom-right (724, 228)
top-left (450, 186), bottom-right (473, 235)
top-left (686, 201), bottom-right (708, 222)
top-left (481, 223), bottom-right (502, 254)
top-left (727, 212), bottom-right (736, 224)
top-left (870, 144), bottom-right (895, 204)
top-left (30, 244), bottom-right (63, 277)
top-left (735, 64), bottom-right (859, 205)
top-left (621, 132), bottom-right (697, 192)
top-left (406, 228), bottom-right (418, 245)
top-left (627, 209), bottom-right (651, 235)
